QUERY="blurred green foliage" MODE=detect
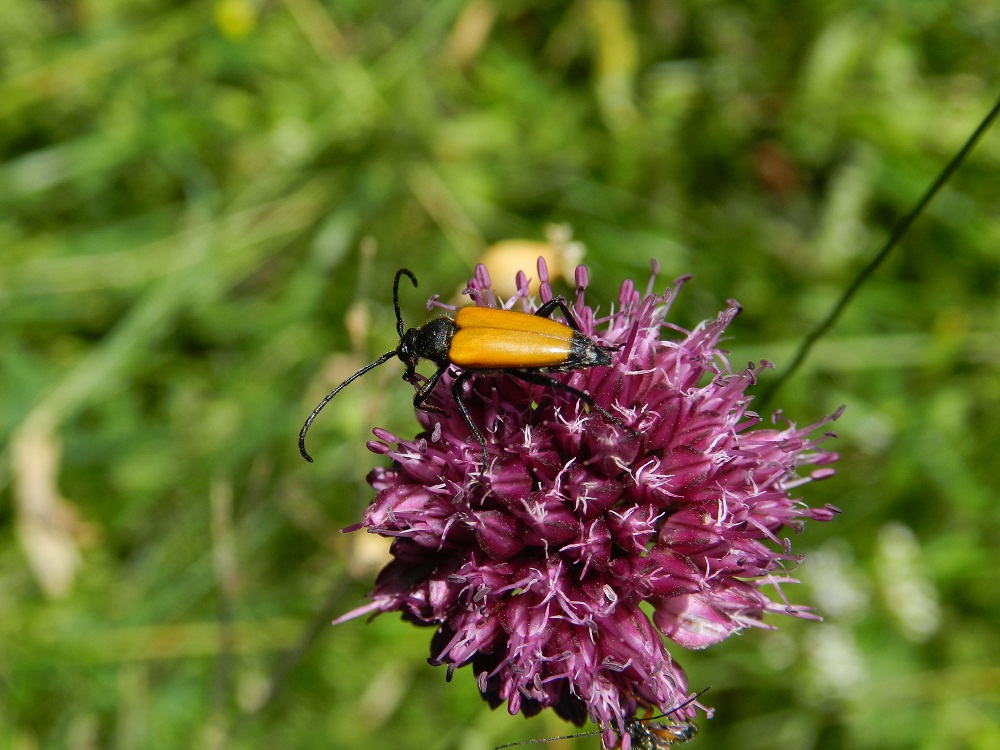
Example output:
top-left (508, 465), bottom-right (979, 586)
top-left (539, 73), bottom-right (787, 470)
top-left (2, 1), bottom-right (999, 749)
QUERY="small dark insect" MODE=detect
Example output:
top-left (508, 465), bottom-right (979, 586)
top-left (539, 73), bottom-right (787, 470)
top-left (624, 716), bottom-right (698, 750)
top-left (299, 268), bottom-right (636, 466)
top-left (492, 690), bottom-right (708, 750)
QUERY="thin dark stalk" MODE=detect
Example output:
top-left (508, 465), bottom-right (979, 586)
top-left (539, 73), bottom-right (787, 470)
top-left (759, 92), bottom-right (1000, 408)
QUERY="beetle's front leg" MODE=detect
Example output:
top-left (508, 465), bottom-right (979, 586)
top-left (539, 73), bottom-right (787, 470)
top-left (412, 364), bottom-right (449, 415)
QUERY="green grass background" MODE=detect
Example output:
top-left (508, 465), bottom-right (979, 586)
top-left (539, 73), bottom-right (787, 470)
top-left (2, 1), bottom-right (999, 748)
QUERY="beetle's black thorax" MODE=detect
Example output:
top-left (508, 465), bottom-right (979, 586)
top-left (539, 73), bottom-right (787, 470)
top-left (400, 317), bottom-right (457, 367)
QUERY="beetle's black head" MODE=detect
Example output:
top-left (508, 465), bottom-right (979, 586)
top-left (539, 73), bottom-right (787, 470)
top-left (397, 327), bottom-right (421, 369)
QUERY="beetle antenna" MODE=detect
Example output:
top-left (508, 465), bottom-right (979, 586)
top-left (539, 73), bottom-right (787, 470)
top-left (494, 728), bottom-right (603, 749)
top-left (299, 349), bottom-right (399, 462)
top-left (394, 268), bottom-right (418, 337)
top-left (644, 687), bottom-right (711, 722)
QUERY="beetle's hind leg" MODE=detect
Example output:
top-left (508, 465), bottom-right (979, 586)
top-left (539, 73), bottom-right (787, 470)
top-left (534, 296), bottom-right (581, 331)
top-left (508, 370), bottom-right (638, 436)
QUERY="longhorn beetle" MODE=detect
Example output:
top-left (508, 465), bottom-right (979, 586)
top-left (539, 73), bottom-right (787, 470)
top-left (299, 268), bottom-right (637, 467)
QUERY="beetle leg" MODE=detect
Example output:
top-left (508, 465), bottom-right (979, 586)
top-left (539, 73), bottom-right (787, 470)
top-left (402, 361), bottom-right (420, 386)
top-left (534, 296), bottom-right (581, 332)
top-left (412, 364), bottom-right (449, 415)
top-left (508, 370), bottom-right (638, 436)
top-left (452, 371), bottom-right (489, 467)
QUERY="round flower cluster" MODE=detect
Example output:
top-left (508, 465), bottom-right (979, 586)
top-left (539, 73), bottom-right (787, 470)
top-left (335, 260), bottom-right (840, 749)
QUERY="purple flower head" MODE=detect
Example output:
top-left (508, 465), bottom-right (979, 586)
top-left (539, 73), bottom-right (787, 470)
top-left (336, 259), bottom-right (841, 748)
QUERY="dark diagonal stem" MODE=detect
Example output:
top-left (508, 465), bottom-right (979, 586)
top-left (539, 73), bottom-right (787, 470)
top-left (759, 91), bottom-right (1000, 408)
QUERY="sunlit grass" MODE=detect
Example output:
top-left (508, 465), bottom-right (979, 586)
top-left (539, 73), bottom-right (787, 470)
top-left (2, 2), bottom-right (999, 749)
